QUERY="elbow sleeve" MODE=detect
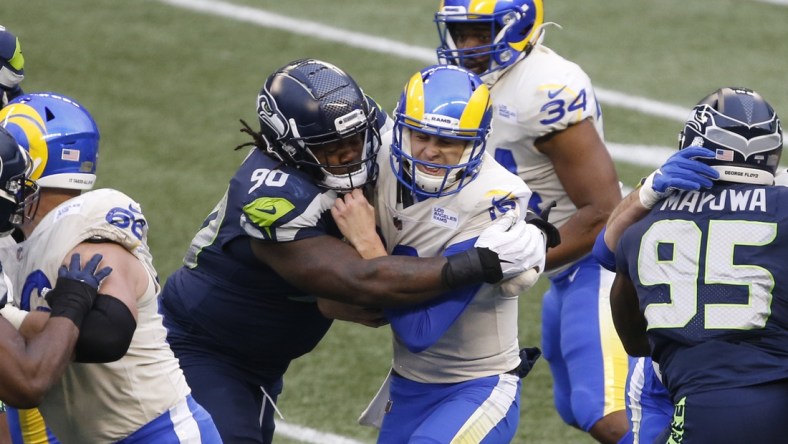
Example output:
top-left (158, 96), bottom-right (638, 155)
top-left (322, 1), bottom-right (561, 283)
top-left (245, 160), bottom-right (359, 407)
top-left (75, 294), bottom-right (136, 363)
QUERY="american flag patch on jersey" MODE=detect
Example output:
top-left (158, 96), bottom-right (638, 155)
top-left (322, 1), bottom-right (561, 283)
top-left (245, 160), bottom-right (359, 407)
top-left (62, 148), bottom-right (80, 161)
top-left (716, 149), bottom-right (734, 161)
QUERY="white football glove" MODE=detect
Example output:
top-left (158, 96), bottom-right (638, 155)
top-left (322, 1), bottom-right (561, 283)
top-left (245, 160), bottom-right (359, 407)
top-left (475, 212), bottom-right (547, 280)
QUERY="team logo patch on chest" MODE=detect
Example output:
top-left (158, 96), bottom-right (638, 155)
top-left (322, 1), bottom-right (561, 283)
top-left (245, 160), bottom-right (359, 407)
top-left (431, 206), bottom-right (459, 229)
top-left (495, 104), bottom-right (518, 122)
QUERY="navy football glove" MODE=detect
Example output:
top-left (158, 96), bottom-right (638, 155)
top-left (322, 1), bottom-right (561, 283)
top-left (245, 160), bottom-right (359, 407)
top-left (46, 253), bottom-right (112, 327)
top-left (58, 253), bottom-right (112, 289)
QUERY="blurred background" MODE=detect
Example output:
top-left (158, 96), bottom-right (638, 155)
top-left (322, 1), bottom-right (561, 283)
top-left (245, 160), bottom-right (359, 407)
top-left (4, 0), bottom-right (786, 442)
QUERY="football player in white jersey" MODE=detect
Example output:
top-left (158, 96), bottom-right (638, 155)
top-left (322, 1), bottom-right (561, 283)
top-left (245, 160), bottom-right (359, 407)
top-left (333, 64), bottom-right (555, 443)
top-left (0, 126), bottom-right (115, 427)
top-left (0, 92), bottom-right (222, 443)
top-left (434, 1), bottom-right (628, 442)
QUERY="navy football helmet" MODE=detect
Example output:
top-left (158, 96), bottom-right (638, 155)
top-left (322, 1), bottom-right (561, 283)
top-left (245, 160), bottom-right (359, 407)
top-left (0, 92), bottom-right (99, 190)
top-left (435, 0), bottom-right (544, 76)
top-left (391, 64), bottom-right (492, 198)
top-left (0, 126), bottom-right (38, 235)
top-left (0, 25), bottom-right (25, 106)
top-left (679, 87), bottom-right (783, 185)
top-left (255, 58), bottom-right (380, 191)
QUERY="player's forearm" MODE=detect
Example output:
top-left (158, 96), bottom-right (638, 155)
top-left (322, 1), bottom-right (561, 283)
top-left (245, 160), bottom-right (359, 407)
top-left (544, 207), bottom-right (607, 270)
top-left (333, 255), bottom-right (447, 308)
top-left (603, 188), bottom-right (650, 251)
top-left (610, 275), bottom-right (650, 357)
top-left (17, 311), bottom-right (48, 339)
top-left (2, 317), bottom-right (78, 408)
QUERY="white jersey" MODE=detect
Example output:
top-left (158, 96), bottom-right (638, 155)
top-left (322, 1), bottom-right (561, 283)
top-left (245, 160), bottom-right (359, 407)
top-left (0, 189), bottom-right (191, 443)
top-left (484, 44), bottom-right (606, 273)
top-left (374, 142), bottom-right (531, 383)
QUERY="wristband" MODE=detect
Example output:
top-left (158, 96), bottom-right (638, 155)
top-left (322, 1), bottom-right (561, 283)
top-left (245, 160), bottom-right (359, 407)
top-left (441, 247), bottom-right (503, 289)
top-left (45, 277), bottom-right (97, 328)
top-left (638, 170), bottom-right (664, 209)
top-left (0, 303), bottom-right (28, 330)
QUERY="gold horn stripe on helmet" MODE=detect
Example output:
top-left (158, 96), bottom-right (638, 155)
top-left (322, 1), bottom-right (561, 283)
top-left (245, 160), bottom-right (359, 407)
top-left (459, 83), bottom-right (491, 133)
top-left (404, 71), bottom-right (426, 125)
top-left (467, 0), bottom-right (496, 16)
top-left (0, 103), bottom-right (50, 182)
top-left (510, 0), bottom-right (544, 52)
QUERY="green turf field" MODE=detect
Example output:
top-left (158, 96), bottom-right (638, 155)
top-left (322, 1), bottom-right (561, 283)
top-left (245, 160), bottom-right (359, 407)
top-left (4, 0), bottom-right (786, 442)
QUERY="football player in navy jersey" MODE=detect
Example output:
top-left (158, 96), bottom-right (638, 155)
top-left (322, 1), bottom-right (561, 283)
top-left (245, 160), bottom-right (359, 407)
top-left (608, 87), bottom-right (788, 443)
top-left (159, 58), bottom-right (547, 444)
top-left (593, 146), bottom-right (719, 444)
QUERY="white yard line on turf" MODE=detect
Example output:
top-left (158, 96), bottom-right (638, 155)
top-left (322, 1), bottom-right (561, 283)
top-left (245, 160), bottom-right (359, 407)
top-left (754, 0), bottom-right (788, 6)
top-left (156, 0), bottom-right (695, 123)
top-left (276, 421), bottom-right (371, 444)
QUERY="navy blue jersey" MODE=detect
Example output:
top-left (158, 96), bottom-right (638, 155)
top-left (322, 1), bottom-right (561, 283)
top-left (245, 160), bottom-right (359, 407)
top-left (617, 183), bottom-right (788, 399)
top-left (160, 148), bottom-right (340, 379)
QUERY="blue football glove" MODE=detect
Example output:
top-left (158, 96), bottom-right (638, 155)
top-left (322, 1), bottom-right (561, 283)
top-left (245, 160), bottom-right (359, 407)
top-left (58, 253), bottom-right (113, 290)
top-left (639, 147), bottom-right (720, 208)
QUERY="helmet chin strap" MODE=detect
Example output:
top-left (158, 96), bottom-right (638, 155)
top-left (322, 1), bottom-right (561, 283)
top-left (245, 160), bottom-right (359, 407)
top-left (319, 164), bottom-right (369, 192)
top-left (712, 165), bottom-right (775, 185)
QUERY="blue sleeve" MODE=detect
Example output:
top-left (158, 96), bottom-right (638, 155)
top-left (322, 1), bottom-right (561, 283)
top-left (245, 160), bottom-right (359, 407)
top-left (592, 226), bottom-right (617, 272)
top-left (384, 238), bottom-right (480, 353)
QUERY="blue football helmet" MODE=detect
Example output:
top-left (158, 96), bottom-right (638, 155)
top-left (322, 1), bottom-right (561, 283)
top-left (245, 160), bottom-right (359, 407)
top-left (256, 58), bottom-right (380, 191)
top-left (0, 126), bottom-right (38, 235)
top-left (435, 0), bottom-right (544, 76)
top-left (0, 92), bottom-right (99, 190)
top-left (391, 64), bottom-right (492, 198)
top-left (679, 87), bottom-right (783, 185)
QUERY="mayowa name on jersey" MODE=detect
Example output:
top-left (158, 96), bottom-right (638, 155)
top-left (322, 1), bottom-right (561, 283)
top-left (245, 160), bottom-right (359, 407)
top-left (655, 188), bottom-right (768, 214)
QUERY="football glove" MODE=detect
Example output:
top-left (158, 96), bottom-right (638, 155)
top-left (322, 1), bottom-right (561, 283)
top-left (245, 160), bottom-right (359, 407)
top-left (475, 211), bottom-right (547, 280)
top-left (639, 146), bottom-right (719, 209)
top-left (46, 253), bottom-right (112, 327)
